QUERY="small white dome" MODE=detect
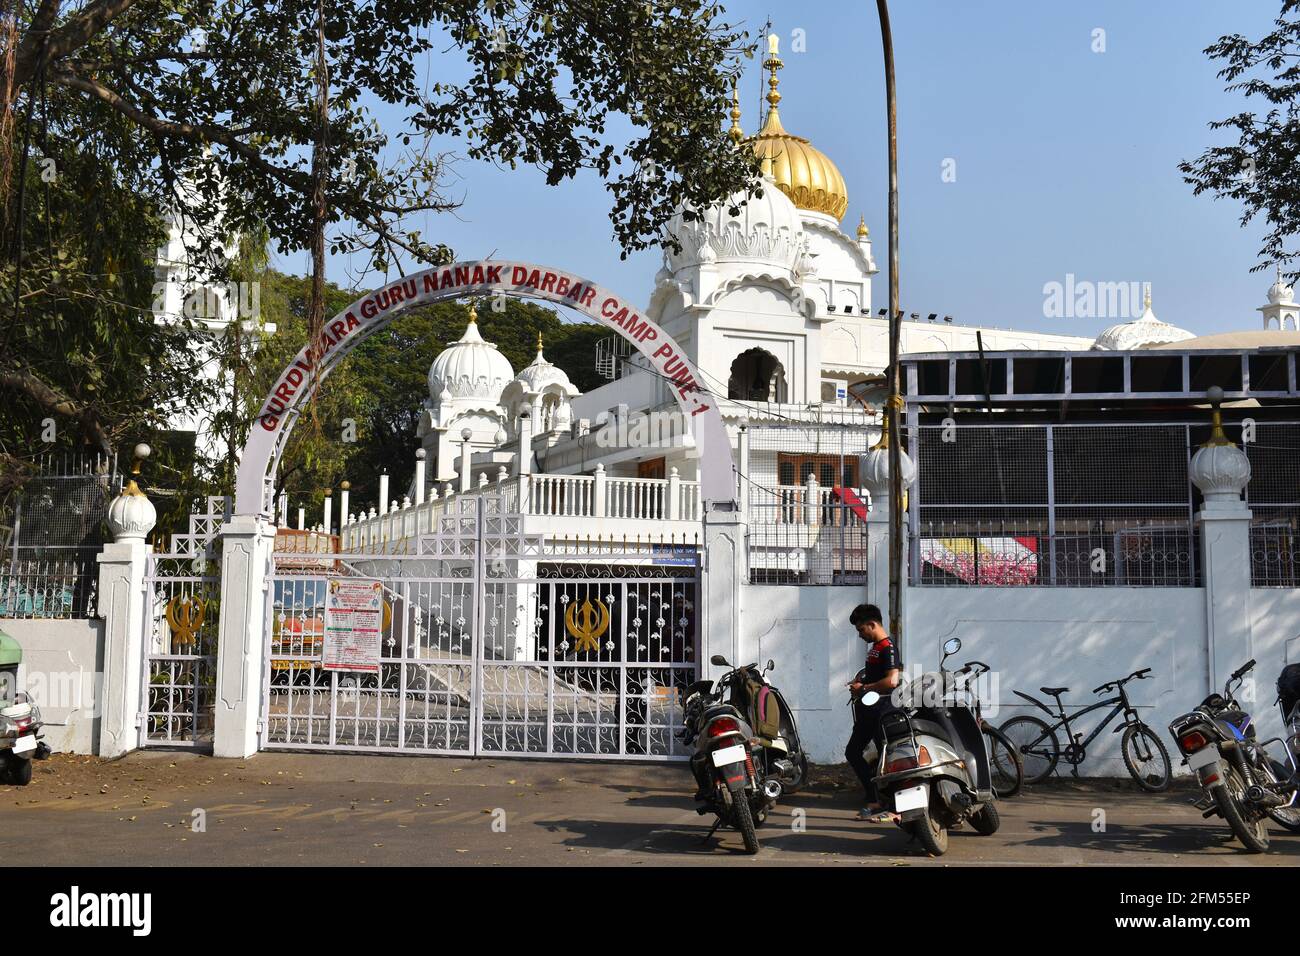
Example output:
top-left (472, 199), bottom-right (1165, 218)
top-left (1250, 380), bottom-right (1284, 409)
top-left (107, 485), bottom-right (157, 542)
top-left (427, 309), bottom-right (514, 405)
top-left (663, 176), bottom-right (806, 278)
top-left (1267, 271), bottom-right (1294, 305)
top-left (508, 338), bottom-right (578, 398)
top-left (1091, 289), bottom-right (1194, 351)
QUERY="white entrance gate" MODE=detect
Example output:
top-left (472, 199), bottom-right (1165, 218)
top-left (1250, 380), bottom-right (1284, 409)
top-left (260, 494), bottom-right (698, 759)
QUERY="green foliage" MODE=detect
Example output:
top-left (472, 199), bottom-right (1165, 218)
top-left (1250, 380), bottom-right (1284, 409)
top-left (1181, 1), bottom-right (1300, 277)
top-left (248, 270), bottom-right (605, 518)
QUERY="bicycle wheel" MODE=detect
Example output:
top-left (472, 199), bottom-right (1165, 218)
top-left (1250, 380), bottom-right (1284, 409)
top-left (1121, 723), bottom-right (1171, 792)
top-left (984, 724), bottom-right (1024, 798)
top-left (999, 715), bottom-right (1059, 785)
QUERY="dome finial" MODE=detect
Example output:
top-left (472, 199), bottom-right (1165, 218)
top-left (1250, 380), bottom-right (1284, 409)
top-left (857, 215), bottom-right (869, 239)
top-left (467, 299), bottom-right (478, 324)
top-left (1143, 282), bottom-right (1152, 312)
top-left (728, 79), bottom-right (744, 143)
top-left (763, 33), bottom-right (783, 125)
top-left (536, 330), bottom-right (544, 354)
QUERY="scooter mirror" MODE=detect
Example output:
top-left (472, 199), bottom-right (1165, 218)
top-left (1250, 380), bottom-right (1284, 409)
top-left (942, 637), bottom-right (962, 657)
top-left (861, 691), bottom-right (881, 707)
top-left (710, 655), bottom-right (730, 667)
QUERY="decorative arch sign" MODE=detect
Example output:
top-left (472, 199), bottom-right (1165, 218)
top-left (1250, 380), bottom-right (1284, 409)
top-left (234, 260), bottom-right (736, 516)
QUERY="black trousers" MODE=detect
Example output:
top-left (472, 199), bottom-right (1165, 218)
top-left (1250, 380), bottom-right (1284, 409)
top-left (845, 702), bottom-right (888, 802)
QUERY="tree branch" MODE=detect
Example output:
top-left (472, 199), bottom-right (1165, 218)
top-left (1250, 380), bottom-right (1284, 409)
top-left (0, 364), bottom-right (113, 454)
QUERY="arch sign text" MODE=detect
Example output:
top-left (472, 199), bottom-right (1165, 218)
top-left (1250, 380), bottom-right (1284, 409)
top-left (234, 260), bottom-right (736, 516)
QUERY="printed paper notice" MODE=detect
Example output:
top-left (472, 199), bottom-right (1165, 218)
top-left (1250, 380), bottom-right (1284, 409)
top-left (322, 578), bottom-right (384, 672)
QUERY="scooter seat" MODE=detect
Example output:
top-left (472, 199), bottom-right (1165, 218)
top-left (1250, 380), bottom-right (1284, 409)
top-left (1040, 686), bottom-right (1069, 698)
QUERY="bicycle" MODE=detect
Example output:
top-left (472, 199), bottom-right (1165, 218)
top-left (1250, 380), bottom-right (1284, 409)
top-left (1000, 668), bottom-right (1171, 792)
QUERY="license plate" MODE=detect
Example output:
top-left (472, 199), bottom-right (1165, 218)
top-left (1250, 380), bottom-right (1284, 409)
top-left (11, 734), bottom-right (35, 755)
top-left (1187, 746), bottom-right (1220, 771)
top-left (711, 744), bottom-right (747, 767)
top-left (894, 784), bottom-right (929, 813)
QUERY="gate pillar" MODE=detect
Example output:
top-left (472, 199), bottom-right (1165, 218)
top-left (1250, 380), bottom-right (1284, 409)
top-left (97, 448), bottom-right (157, 757)
top-left (96, 540), bottom-right (151, 757)
top-left (213, 514), bottom-right (277, 757)
top-left (702, 507), bottom-right (747, 680)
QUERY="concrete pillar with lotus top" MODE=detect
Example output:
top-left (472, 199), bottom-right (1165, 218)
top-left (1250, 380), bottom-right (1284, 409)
top-left (97, 444), bottom-right (156, 757)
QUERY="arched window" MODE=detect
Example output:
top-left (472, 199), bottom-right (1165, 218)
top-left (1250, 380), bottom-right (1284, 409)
top-left (727, 348), bottom-right (787, 402)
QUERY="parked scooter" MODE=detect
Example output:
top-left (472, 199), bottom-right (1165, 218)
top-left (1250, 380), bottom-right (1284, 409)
top-left (0, 628), bottom-right (50, 786)
top-left (679, 655), bottom-right (807, 853)
top-left (1168, 659), bottom-right (1297, 852)
top-left (863, 638), bottom-right (1000, 855)
top-left (1270, 663), bottom-right (1300, 833)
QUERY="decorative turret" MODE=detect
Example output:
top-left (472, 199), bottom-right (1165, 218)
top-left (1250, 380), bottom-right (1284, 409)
top-left (106, 444), bottom-right (157, 543)
top-left (1189, 386), bottom-right (1251, 507)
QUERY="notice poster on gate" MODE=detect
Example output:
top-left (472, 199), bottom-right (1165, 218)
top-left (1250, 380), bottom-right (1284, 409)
top-left (322, 579), bottom-right (384, 673)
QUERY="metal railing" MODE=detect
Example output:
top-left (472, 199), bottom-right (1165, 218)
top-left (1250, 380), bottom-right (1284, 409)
top-left (747, 483), bottom-right (870, 585)
top-left (0, 554), bottom-right (99, 618)
top-left (913, 523), bottom-right (1200, 588)
top-left (1251, 521), bottom-right (1300, 588)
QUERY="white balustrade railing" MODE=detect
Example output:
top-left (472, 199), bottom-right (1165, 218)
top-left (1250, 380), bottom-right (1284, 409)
top-left (338, 467), bottom-right (710, 550)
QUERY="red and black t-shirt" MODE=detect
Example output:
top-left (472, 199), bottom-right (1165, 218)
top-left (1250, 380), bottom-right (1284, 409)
top-left (862, 637), bottom-right (901, 687)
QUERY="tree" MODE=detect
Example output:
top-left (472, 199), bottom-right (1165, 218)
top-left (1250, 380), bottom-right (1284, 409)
top-left (1, 0), bottom-right (760, 501)
top-left (4, 0), bottom-right (759, 272)
top-left (1181, 2), bottom-right (1300, 277)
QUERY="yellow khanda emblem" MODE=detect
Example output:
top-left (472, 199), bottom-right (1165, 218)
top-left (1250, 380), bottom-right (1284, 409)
top-left (564, 597), bottom-right (610, 654)
top-left (165, 595), bottom-right (206, 650)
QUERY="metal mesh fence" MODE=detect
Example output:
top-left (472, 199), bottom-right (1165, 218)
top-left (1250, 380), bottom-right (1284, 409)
top-left (1, 453), bottom-right (121, 618)
top-left (744, 419), bottom-right (876, 585)
top-left (911, 423), bottom-right (1199, 587)
top-left (1245, 421), bottom-right (1300, 586)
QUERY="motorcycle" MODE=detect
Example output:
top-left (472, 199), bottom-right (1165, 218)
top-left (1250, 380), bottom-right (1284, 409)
top-left (1168, 658), bottom-right (1297, 852)
top-left (0, 692), bottom-right (49, 786)
top-left (862, 637), bottom-right (1000, 856)
top-left (680, 654), bottom-right (808, 853)
top-left (1270, 663), bottom-right (1300, 833)
top-left (0, 630), bottom-right (50, 787)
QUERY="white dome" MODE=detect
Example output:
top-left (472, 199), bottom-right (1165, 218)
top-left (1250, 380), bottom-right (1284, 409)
top-left (427, 312), bottom-right (514, 405)
top-left (509, 340), bottom-right (578, 398)
top-left (107, 485), bottom-right (157, 542)
top-left (663, 176), bottom-right (806, 278)
top-left (1267, 272), bottom-right (1294, 305)
top-left (1091, 290), bottom-right (1194, 351)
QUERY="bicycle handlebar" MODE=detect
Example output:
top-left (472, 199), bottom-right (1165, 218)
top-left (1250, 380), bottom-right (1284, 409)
top-left (1093, 668), bottom-right (1154, 695)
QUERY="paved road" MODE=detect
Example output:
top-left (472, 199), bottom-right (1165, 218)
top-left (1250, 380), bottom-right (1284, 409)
top-left (2, 751), bottom-right (1296, 866)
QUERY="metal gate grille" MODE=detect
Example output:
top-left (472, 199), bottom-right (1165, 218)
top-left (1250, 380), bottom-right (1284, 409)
top-left (261, 494), bottom-right (697, 760)
top-left (142, 553), bottom-right (220, 747)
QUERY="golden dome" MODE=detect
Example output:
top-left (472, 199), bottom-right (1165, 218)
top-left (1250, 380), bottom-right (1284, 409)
top-left (748, 35), bottom-right (849, 222)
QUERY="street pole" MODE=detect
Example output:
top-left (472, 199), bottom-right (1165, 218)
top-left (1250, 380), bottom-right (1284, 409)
top-left (876, 0), bottom-right (904, 648)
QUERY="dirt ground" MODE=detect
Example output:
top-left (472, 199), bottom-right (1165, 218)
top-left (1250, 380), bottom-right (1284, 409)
top-left (2, 750), bottom-right (1296, 866)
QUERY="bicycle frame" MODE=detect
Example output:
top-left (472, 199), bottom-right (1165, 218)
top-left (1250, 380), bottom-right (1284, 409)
top-left (1023, 687), bottom-right (1142, 762)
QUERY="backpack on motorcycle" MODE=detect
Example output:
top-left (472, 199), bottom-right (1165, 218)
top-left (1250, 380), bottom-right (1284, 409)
top-left (745, 677), bottom-right (782, 740)
top-left (1278, 663), bottom-right (1300, 718)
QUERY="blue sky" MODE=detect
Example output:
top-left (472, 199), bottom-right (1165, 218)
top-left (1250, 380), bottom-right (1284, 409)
top-left (299, 1), bottom-right (1286, 340)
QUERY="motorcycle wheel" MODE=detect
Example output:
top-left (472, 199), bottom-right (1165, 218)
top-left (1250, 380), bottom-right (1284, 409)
top-left (984, 724), bottom-right (1024, 798)
top-left (1265, 760), bottom-right (1300, 832)
top-left (999, 715), bottom-right (1059, 785)
top-left (1213, 765), bottom-right (1270, 853)
top-left (6, 758), bottom-right (31, 786)
top-left (911, 805), bottom-right (949, 856)
top-left (969, 801), bottom-right (1001, 836)
top-left (1121, 723), bottom-right (1171, 792)
top-left (732, 797), bottom-right (760, 855)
